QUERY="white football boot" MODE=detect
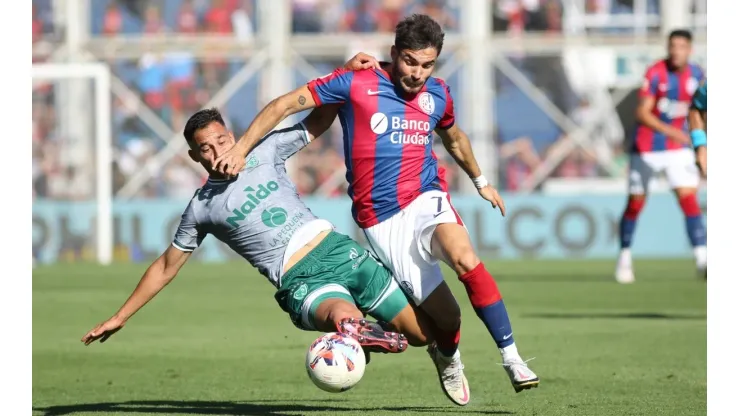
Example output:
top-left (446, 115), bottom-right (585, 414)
top-left (694, 246), bottom-right (707, 280)
top-left (615, 248), bottom-right (635, 284)
top-left (427, 343), bottom-right (470, 406)
top-left (501, 357), bottom-right (540, 393)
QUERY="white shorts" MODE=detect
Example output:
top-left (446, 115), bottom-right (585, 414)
top-left (628, 149), bottom-right (700, 194)
top-left (363, 190), bottom-right (466, 305)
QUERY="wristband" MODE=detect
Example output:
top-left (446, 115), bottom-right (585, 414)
top-left (472, 175), bottom-right (488, 189)
top-left (690, 129), bottom-right (707, 148)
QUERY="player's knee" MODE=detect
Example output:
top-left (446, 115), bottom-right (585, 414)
top-left (675, 187), bottom-right (697, 199)
top-left (448, 247), bottom-right (480, 276)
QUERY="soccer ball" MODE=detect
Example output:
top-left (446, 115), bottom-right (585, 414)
top-left (305, 332), bottom-right (366, 393)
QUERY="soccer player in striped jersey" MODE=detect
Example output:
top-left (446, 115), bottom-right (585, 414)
top-left (616, 29), bottom-right (707, 284)
top-left (689, 80), bottom-right (707, 178)
top-left (213, 14), bottom-right (539, 405)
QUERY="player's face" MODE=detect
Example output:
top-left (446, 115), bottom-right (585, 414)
top-left (188, 121), bottom-right (236, 173)
top-left (391, 46), bottom-right (438, 94)
top-left (668, 36), bottom-right (692, 69)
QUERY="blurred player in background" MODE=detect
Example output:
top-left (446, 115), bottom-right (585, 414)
top-left (616, 29), bottom-right (707, 284)
top-left (689, 80), bottom-right (707, 177)
top-left (213, 14), bottom-right (539, 405)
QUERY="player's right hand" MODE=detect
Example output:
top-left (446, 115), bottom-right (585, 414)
top-left (81, 317), bottom-right (125, 346)
top-left (667, 128), bottom-right (691, 145)
top-left (478, 185), bottom-right (506, 217)
top-left (344, 52), bottom-right (381, 71)
top-left (213, 146), bottom-right (246, 178)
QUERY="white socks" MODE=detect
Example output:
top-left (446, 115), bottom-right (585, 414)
top-left (617, 248), bottom-right (633, 269)
top-left (500, 343), bottom-right (520, 363)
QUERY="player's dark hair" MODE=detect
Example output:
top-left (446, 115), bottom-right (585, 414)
top-left (184, 107), bottom-right (226, 145)
top-left (669, 29), bottom-right (693, 42)
top-left (394, 14), bottom-right (445, 55)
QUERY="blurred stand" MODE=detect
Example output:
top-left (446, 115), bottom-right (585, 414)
top-left (32, 0), bottom-right (706, 263)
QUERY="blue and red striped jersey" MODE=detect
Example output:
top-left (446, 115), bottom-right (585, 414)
top-left (307, 67), bottom-right (455, 228)
top-left (633, 59), bottom-right (705, 153)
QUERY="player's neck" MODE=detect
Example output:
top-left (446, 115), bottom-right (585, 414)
top-left (665, 59), bottom-right (687, 73)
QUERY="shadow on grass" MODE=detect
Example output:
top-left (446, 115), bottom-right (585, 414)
top-left (33, 399), bottom-right (514, 415)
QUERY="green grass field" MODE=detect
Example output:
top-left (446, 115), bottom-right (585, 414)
top-left (32, 260), bottom-right (706, 416)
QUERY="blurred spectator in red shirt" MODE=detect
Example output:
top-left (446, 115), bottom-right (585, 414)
top-left (166, 51), bottom-right (198, 130)
top-left (32, 5), bottom-right (44, 43)
top-left (205, 0), bottom-right (233, 34)
top-left (103, 2), bottom-right (123, 36)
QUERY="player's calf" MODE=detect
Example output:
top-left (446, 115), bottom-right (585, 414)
top-left (619, 194), bottom-right (646, 249)
top-left (676, 189), bottom-right (707, 275)
top-left (418, 282), bottom-right (461, 356)
top-left (615, 195), bottom-right (646, 283)
top-left (432, 223), bottom-right (538, 390)
top-left (384, 304), bottom-right (434, 347)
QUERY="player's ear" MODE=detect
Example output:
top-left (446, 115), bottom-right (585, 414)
top-left (228, 131), bottom-right (236, 143)
top-left (391, 45), bottom-right (398, 61)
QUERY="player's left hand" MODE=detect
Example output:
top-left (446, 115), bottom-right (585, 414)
top-left (81, 317), bottom-right (125, 346)
top-left (478, 185), bottom-right (506, 217)
top-left (213, 147), bottom-right (246, 178)
top-left (344, 52), bottom-right (381, 71)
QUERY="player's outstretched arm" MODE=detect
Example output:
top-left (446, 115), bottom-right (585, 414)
top-left (214, 53), bottom-right (369, 176)
top-left (436, 124), bottom-right (506, 216)
top-left (213, 85), bottom-right (319, 177)
top-left (80, 246), bottom-right (191, 346)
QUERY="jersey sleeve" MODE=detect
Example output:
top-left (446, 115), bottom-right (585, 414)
top-left (306, 68), bottom-right (353, 106)
top-left (172, 199), bottom-right (207, 252)
top-left (639, 67), bottom-right (660, 99)
top-left (438, 82), bottom-right (456, 130)
top-left (269, 122), bottom-right (311, 162)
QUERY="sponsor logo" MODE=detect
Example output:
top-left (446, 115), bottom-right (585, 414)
top-left (262, 207), bottom-right (288, 228)
top-left (226, 181), bottom-right (280, 228)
